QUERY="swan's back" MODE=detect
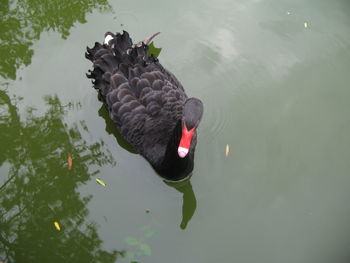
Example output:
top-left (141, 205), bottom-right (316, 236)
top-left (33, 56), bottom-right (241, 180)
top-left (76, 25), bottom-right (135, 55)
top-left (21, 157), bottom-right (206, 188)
top-left (86, 31), bottom-right (187, 166)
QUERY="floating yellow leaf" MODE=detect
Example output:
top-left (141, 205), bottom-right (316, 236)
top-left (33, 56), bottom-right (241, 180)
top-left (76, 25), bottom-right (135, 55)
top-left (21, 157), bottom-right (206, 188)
top-left (304, 22), bottom-right (308, 28)
top-left (54, 221), bottom-right (61, 231)
top-left (225, 144), bottom-right (230, 157)
top-left (67, 154), bottom-right (73, 170)
top-left (96, 178), bottom-right (106, 187)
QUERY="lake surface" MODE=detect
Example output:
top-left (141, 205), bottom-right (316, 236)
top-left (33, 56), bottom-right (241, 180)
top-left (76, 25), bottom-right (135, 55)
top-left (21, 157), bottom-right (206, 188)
top-left (1, 0), bottom-right (350, 262)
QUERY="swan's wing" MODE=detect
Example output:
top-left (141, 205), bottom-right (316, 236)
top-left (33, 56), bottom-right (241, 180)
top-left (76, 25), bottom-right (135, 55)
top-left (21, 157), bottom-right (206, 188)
top-left (106, 69), bottom-right (186, 162)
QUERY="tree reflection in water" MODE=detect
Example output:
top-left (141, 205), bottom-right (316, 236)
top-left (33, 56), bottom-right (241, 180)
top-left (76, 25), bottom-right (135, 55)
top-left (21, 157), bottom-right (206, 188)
top-left (0, 0), bottom-right (110, 80)
top-left (0, 90), bottom-right (123, 263)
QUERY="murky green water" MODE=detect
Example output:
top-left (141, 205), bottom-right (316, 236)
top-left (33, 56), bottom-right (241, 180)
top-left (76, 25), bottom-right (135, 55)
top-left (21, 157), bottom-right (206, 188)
top-left (1, 0), bottom-right (350, 262)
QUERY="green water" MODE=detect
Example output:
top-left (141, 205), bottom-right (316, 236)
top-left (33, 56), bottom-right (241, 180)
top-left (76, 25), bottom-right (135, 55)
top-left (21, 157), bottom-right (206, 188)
top-left (1, 0), bottom-right (350, 262)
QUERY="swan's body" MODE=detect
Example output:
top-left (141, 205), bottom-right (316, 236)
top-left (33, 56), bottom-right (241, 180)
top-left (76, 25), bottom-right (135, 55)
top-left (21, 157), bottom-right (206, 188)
top-left (86, 31), bottom-right (203, 181)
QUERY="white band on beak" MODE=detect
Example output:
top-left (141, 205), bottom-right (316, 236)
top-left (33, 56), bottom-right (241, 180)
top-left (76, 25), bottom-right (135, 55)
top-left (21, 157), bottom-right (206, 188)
top-left (178, 147), bottom-right (189, 158)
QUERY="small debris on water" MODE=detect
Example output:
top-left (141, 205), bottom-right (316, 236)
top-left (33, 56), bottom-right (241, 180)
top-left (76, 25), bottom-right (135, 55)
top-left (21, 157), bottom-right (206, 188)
top-left (304, 22), bottom-right (308, 28)
top-left (96, 178), bottom-right (106, 187)
top-left (54, 221), bottom-right (61, 231)
top-left (67, 154), bottom-right (73, 170)
top-left (225, 144), bottom-right (230, 157)
top-left (147, 42), bottom-right (162, 58)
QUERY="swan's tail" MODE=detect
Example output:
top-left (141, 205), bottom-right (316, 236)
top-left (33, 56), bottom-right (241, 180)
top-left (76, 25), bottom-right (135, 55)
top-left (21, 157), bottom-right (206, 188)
top-left (85, 31), bottom-right (159, 100)
top-left (85, 41), bottom-right (116, 100)
top-left (85, 31), bottom-right (133, 100)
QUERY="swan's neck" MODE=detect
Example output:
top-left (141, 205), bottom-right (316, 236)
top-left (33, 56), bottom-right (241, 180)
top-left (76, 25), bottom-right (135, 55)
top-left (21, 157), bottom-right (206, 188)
top-left (158, 120), bottom-right (194, 180)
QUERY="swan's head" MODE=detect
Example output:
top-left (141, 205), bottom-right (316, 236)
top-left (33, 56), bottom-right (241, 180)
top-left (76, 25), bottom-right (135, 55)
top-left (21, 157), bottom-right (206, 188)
top-left (178, 98), bottom-right (204, 158)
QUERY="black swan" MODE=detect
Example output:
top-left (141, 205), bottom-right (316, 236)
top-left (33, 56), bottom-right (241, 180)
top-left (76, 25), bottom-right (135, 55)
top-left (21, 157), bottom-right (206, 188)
top-left (85, 31), bottom-right (203, 181)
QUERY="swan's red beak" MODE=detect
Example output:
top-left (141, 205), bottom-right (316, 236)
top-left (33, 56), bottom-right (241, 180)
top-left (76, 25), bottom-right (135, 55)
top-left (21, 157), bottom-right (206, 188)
top-left (178, 123), bottom-right (195, 158)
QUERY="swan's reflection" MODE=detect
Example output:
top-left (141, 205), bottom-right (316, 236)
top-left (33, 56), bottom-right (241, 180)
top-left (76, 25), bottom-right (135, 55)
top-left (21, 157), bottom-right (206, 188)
top-left (164, 179), bottom-right (197, 230)
top-left (98, 105), bottom-right (138, 154)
